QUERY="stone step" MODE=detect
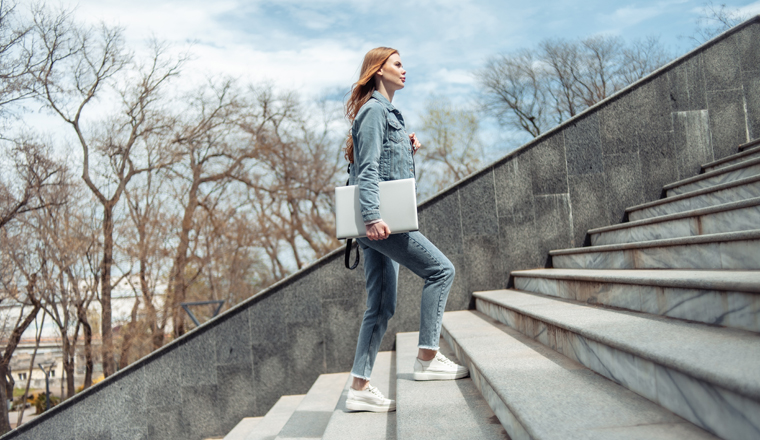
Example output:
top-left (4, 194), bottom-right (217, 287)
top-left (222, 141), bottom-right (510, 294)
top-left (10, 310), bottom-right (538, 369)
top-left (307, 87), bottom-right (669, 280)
top-left (395, 332), bottom-right (508, 440)
top-left (663, 156), bottom-right (760, 197)
top-left (221, 418), bottom-right (263, 440)
top-left (703, 144), bottom-right (760, 173)
top-left (626, 174), bottom-right (760, 222)
top-left (510, 268), bottom-right (760, 333)
top-left (589, 197), bottom-right (760, 246)
top-left (242, 395), bottom-right (305, 440)
top-left (322, 351), bottom-right (396, 440)
top-left (441, 310), bottom-right (718, 440)
top-left (274, 372), bottom-right (350, 440)
top-left (739, 138), bottom-right (760, 152)
top-left (472, 290), bottom-right (760, 440)
top-left (550, 229), bottom-right (760, 270)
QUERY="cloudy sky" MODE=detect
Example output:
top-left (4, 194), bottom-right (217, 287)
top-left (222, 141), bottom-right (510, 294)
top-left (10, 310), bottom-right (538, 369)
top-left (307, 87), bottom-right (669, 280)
top-left (48, 0), bottom-right (760, 148)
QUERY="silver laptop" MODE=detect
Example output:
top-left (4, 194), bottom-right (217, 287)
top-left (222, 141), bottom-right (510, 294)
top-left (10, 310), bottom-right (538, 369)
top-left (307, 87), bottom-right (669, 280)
top-left (335, 178), bottom-right (418, 239)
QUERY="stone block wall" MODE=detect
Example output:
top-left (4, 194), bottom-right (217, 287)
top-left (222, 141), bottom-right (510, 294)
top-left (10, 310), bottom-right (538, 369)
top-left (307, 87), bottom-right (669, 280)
top-left (3, 16), bottom-right (759, 440)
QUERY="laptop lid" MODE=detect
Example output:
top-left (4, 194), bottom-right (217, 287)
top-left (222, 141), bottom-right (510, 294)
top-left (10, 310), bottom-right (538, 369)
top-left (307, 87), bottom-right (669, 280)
top-left (335, 178), bottom-right (418, 240)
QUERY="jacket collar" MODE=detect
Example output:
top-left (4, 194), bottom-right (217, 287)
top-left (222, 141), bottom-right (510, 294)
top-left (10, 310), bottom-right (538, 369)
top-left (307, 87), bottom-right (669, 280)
top-left (371, 90), bottom-right (397, 113)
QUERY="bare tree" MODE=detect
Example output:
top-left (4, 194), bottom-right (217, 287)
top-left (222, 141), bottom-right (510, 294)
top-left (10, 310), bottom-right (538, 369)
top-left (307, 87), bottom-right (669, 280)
top-left (691, 1), bottom-right (750, 44)
top-left (478, 35), bottom-right (670, 139)
top-left (0, 0), bottom-right (44, 114)
top-left (0, 141), bottom-right (65, 231)
top-left (29, 175), bottom-right (101, 397)
top-left (417, 96), bottom-right (484, 198)
top-left (0, 224), bottom-right (43, 434)
top-left (33, 8), bottom-right (183, 376)
top-left (239, 89), bottom-right (342, 275)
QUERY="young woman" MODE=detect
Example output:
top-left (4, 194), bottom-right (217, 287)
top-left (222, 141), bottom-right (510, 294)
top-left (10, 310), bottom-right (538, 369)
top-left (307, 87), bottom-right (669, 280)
top-left (344, 47), bottom-right (468, 413)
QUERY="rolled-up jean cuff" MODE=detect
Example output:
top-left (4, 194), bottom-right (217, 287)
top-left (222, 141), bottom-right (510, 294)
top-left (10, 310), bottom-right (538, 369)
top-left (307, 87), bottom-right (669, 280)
top-left (417, 345), bottom-right (439, 351)
top-left (351, 373), bottom-right (370, 381)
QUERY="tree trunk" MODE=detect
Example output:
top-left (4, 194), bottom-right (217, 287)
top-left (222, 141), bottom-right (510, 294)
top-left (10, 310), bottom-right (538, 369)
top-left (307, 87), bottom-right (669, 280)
top-left (169, 179), bottom-right (200, 338)
top-left (77, 306), bottom-right (94, 390)
top-left (0, 365), bottom-right (10, 434)
top-left (100, 205), bottom-right (115, 377)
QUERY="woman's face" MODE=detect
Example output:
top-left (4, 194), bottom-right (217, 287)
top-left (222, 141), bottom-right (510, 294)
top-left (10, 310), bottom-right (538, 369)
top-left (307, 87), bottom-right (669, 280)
top-left (376, 53), bottom-right (406, 92)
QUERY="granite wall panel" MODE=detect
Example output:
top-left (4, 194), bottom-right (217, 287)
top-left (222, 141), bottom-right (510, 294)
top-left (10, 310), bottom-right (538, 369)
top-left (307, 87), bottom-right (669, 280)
top-left (214, 310), bottom-right (253, 367)
top-left (565, 113), bottom-right (604, 176)
top-left (674, 110), bottom-right (714, 179)
top-left (603, 153), bottom-right (645, 223)
top-left (744, 70), bottom-right (760, 140)
top-left (529, 133), bottom-right (568, 195)
top-left (639, 129), bottom-right (677, 201)
top-left (6, 16), bottom-right (758, 440)
top-left (534, 194), bottom-right (574, 260)
top-left (463, 234), bottom-right (503, 293)
top-left (320, 297), bottom-right (364, 372)
top-left (669, 55), bottom-right (708, 112)
top-left (418, 189), bottom-right (463, 256)
top-left (493, 152), bottom-right (534, 225)
top-left (736, 22), bottom-right (760, 73)
top-left (633, 75), bottom-right (674, 133)
top-left (600, 97), bottom-right (639, 155)
top-left (568, 174), bottom-right (610, 247)
top-left (499, 217), bottom-right (544, 282)
top-left (458, 171), bottom-right (498, 236)
top-left (703, 33), bottom-right (742, 91)
top-left (707, 88), bottom-right (749, 159)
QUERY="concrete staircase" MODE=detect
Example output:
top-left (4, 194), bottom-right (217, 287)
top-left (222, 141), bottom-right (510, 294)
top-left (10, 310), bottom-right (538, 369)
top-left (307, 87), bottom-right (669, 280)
top-left (454, 138), bottom-right (760, 440)
top-left (216, 139), bottom-right (759, 440)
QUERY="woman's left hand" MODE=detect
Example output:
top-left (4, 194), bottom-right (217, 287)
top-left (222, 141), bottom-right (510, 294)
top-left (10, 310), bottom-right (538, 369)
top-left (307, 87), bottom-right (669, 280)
top-left (409, 133), bottom-right (421, 155)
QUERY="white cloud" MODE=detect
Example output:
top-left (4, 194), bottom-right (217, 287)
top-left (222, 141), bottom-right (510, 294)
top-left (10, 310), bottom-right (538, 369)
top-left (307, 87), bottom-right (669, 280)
top-left (738, 1), bottom-right (760, 16)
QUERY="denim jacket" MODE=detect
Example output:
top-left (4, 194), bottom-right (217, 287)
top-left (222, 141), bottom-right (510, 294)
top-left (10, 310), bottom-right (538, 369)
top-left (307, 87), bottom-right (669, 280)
top-left (348, 91), bottom-right (416, 223)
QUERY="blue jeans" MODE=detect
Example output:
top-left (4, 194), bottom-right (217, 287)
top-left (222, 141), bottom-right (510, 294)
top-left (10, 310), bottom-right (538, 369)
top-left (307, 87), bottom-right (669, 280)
top-left (350, 231), bottom-right (455, 380)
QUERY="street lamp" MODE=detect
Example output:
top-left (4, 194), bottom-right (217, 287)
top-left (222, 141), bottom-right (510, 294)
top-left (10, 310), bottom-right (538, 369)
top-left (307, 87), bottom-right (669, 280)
top-left (37, 363), bottom-right (55, 412)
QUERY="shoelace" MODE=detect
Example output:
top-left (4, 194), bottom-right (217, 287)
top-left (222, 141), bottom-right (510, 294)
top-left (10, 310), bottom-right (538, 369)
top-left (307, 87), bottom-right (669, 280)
top-left (435, 353), bottom-right (458, 367)
top-left (367, 385), bottom-right (384, 398)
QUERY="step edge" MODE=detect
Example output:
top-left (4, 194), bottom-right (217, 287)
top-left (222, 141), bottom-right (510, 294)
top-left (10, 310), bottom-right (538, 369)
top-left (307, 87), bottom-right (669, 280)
top-left (504, 269), bottom-right (760, 293)
top-left (625, 174), bottom-right (760, 213)
top-left (663, 156), bottom-right (760, 191)
top-left (702, 144), bottom-right (760, 170)
top-left (549, 228), bottom-right (760, 256)
top-left (739, 138), bottom-right (760, 151)
top-left (440, 324), bottom-right (535, 440)
top-left (589, 197), bottom-right (760, 235)
top-left (473, 291), bottom-right (760, 400)
top-left (442, 310), bottom-right (719, 440)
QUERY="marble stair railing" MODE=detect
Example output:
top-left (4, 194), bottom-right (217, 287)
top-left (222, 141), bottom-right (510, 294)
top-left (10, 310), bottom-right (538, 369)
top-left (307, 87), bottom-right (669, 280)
top-left (472, 290), bottom-right (760, 440)
top-left (510, 268), bottom-right (760, 333)
top-left (440, 310), bottom-right (718, 440)
top-left (589, 197), bottom-right (760, 246)
top-left (663, 156), bottom-right (760, 197)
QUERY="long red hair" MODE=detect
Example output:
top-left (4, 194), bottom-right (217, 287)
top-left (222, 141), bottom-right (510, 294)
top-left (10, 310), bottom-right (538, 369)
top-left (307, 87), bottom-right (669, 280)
top-left (344, 47), bottom-right (398, 163)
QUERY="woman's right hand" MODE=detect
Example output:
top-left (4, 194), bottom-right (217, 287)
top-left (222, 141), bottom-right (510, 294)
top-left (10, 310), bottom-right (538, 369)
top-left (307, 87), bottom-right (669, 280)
top-left (366, 220), bottom-right (391, 240)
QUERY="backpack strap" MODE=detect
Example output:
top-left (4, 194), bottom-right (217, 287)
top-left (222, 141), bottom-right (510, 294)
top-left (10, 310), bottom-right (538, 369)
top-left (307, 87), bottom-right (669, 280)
top-left (343, 174), bottom-right (360, 270)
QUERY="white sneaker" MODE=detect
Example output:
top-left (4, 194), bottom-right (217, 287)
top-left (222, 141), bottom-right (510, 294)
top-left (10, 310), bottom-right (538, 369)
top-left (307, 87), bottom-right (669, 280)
top-left (413, 352), bottom-right (469, 381)
top-left (345, 384), bottom-right (396, 412)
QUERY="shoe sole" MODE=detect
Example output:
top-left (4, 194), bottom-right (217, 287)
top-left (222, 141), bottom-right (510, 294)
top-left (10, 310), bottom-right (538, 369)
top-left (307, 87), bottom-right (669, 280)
top-left (413, 370), bottom-right (469, 381)
top-left (345, 400), bottom-right (396, 412)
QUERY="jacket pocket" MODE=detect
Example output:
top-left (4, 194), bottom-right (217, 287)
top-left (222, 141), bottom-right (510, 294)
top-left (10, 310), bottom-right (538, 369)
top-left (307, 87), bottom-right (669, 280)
top-left (387, 116), bottom-right (405, 143)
